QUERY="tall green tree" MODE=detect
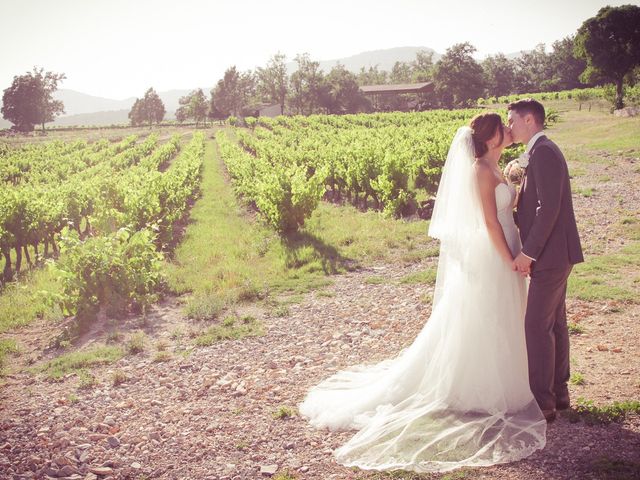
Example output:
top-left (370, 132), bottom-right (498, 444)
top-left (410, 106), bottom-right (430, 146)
top-left (128, 88), bottom-right (165, 126)
top-left (548, 36), bottom-right (588, 91)
top-left (176, 89), bottom-right (209, 127)
top-left (482, 53), bottom-right (515, 97)
top-left (390, 61), bottom-right (413, 83)
top-left (324, 64), bottom-right (369, 114)
top-left (256, 53), bottom-right (288, 114)
top-left (288, 53), bottom-right (325, 115)
top-left (433, 42), bottom-right (485, 108)
top-left (207, 94), bottom-right (225, 123)
top-left (513, 44), bottom-right (554, 93)
top-left (575, 4), bottom-right (640, 109)
top-left (211, 66), bottom-right (255, 117)
top-left (1, 67), bottom-right (66, 132)
top-left (356, 65), bottom-right (389, 86)
top-left (411, 50), bottom-right (435, 82)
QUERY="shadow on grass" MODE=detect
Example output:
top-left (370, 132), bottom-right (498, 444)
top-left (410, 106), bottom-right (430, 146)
top-left (281, 230), bottom-right (359, 276)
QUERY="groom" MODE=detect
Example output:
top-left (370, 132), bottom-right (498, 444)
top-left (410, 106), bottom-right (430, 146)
top-left (508, 99), bottom-right (584, 422)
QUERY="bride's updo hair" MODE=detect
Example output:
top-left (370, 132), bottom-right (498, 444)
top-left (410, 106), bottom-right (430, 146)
top-left (470, 113), bottom-right (504, 158)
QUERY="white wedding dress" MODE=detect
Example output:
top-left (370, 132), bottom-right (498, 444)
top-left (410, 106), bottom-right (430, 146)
top-left (299, 127), bottom-right (546, 473)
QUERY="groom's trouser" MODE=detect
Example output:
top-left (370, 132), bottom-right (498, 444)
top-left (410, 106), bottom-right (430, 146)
top-left (525, 265), bottom-right (573, 411)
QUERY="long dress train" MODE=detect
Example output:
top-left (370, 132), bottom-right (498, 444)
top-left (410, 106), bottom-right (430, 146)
top-left (299, 181), bottom-right (546, 473)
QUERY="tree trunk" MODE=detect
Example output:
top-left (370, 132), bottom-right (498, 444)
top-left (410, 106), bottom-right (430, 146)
top-left (616, 78), bottom-right (624, 110)
top-left (84, 218), bottom-right (91, 238)
top-left (15, 244), bottom-right (22, 274)
top-left (2, 248), bottom-right (12, 282)
top-left (23, 244), bottom-right (32, 268)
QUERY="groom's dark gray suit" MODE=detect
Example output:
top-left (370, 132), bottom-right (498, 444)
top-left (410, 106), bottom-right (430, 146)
top-left (516, 134), bottom-right (583, 412)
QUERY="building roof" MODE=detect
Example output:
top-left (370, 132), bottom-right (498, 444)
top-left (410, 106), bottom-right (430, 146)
top-left (359, 82), bottom-right (433, 95)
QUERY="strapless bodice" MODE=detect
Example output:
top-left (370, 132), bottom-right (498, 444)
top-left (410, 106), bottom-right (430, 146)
top-left (495, 183), bottom-right (521, 256)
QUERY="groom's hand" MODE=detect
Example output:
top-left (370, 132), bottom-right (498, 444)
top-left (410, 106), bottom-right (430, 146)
top-left (513, 252), bottom-right (532, 277)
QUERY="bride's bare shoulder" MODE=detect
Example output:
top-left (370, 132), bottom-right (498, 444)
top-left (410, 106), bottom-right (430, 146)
top-left (473, 161), bottom-right (493, 179)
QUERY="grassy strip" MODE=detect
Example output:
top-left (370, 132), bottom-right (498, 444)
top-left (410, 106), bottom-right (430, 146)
top-left (587, 456), bottom-right (640, 480)
top-left (0, 267), bottom-right (63, 334)
top-left (567, 398), bottom-right (640, 425)
top-left (194, 314), bottom-right (264, 346)
top-left (0, 338), bottom-right (19, 374)
top-left (568, 242), bottom-right (640, 302)
top-left (549, 106), bottom-right (640, 152)
top-left (34, 345), bottom-right (125, 380)
top-left (399, 268), bottom-right (438, 285)
top-left (361, 468), bottom-right (474, 480)
top-left (165, 134), bottom-right (438, 319)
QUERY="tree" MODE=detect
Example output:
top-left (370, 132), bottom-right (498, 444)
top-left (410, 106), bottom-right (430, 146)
top-left (324, 64), bottom-right (369, 114)
top-left (128, 88), bottom-right (165, 126)
top-left (1, 67), bottom-right (65, 132)
top-left (288, 53), bottom-right (325, 115)
top-left (128, 98), bottom-right (144, 126)
top-left (575, 4), bottom-right (640, 109)
top-left (256, 53), bottom-right (288, 114)
top-left (411, 50), bottom-right (435, 82)
top-left (207, 94), bottom-right (225, 124)
top-left (176, 89), bottom-right (209, 127)
top-left (513, 44), bottom-right (554, 93)
top-left (356, 65), bottom-right (388, 86)
top-left (390, 61), bottom-right (413, 84)
top-left (482, 54), bottom-right (515, 97)
top-left (175, 104), bottom-right (189, 124)
top-left (211, 66), bottom-right (255, 118)
top-left (433, 43), bottom-right (485, 108)
top-left (548, 36), bottom-right (588, 91)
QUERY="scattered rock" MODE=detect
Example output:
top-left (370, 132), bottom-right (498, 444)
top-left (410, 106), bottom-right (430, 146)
top-left (260, 464), bottom-right (278, 476)
top-left (89, 466), bottom-right (113, 476)
top-left (106, 436), bottom-right (120, 448)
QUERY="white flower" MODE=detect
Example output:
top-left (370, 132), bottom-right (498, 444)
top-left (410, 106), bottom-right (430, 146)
top-left (517, 152), bottom-right (530, 169)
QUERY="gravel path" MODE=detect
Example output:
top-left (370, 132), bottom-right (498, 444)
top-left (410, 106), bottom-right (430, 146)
top-left (1, 258), bottom-right (639, 479)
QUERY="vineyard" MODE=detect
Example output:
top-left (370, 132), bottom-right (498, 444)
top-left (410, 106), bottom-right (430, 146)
top-left (0, 99), bottom-right (639, 479)
top-left (0, 132), bottom-right (205, 326)
top-left (479, 84), bottom-right (640, 107)
top-left (218, 109), bottom-right (523, 232)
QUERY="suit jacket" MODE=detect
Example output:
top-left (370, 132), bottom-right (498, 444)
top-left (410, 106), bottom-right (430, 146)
top-left (516, 135), bottom-right (584, 271)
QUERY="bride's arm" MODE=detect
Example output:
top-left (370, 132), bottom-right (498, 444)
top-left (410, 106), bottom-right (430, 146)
top-left (474, 165), bottom-right (515, 265)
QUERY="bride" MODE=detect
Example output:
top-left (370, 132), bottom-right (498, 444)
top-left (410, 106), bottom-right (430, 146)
top-left (299, 113), bottom-right (547, 473)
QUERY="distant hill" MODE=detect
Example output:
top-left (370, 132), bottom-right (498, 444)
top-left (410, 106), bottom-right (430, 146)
top-left (286, 46), bottom-right (442, 75)
top-left (0, 89), bottom-right (196, 128)
top-left (46, 109), bottom-right (132, 127)
top-left (52, 88), bottom-right (198, 118)
top-left (52, 90), bottom-right (135, 116)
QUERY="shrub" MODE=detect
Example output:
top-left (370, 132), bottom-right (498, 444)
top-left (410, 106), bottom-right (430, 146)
top-left (51, 227), bottom-right (165, 328)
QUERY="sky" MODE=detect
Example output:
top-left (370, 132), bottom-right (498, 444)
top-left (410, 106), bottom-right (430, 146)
top-left (1, 0), bottom-right (638, 100)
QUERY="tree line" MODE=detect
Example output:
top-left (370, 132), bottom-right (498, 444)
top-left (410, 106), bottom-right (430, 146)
top-left (2, 4), bottom-right (639, 131)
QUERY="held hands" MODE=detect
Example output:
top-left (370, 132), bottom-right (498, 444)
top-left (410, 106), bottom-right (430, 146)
top-left (512, 252), bottom-right (532, 277)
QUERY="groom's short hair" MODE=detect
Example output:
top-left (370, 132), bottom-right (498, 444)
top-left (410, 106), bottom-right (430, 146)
top-left (508, 99), bottom-right (545, 127)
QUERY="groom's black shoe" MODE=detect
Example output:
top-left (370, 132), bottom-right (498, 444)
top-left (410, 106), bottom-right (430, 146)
top-left (556, 396), bottom-right (570, 411)
top-left (542, 409), bottom-right (557, 422)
